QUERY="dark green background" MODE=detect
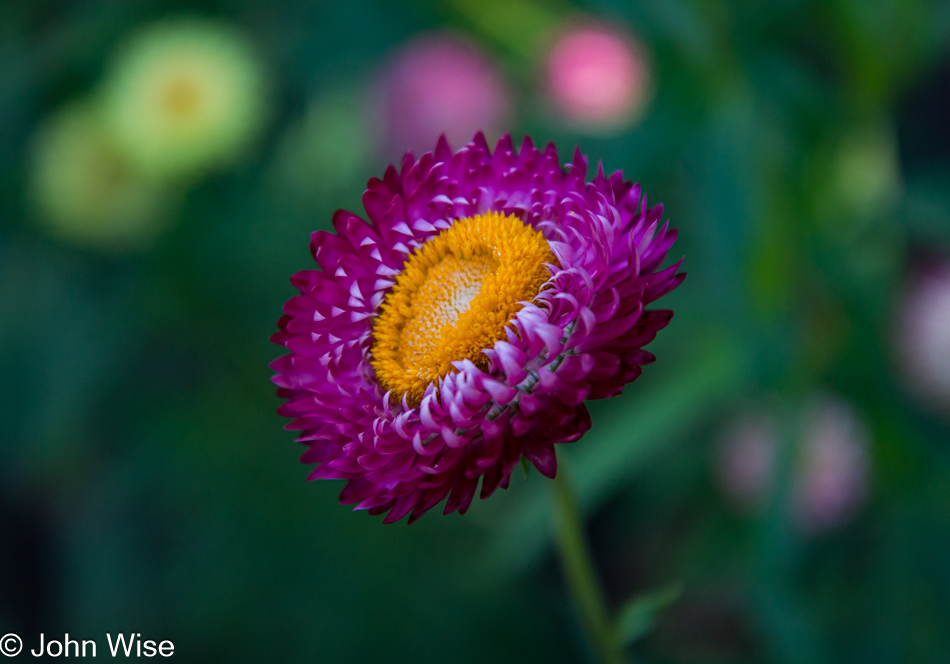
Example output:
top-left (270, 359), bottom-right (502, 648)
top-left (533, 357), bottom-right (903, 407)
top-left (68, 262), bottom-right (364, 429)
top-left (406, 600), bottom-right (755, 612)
top-left (3, 0), bottom-right (950, 662)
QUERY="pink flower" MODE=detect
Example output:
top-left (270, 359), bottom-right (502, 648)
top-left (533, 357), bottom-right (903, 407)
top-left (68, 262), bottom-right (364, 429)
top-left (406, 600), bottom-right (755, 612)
top-left (717, 410), bottom-right (777, 508)
top-left (898, 259), bottom-right (950, 412)
top-left (377, 33), bottom-right (510, 156)
top-left (545, 24), bottom-right (649, 130)
top-left (792, 396), bottom-right (871, 534)
top-left (717, 394), bottom-right (871, 533)
top-left (271, 133), bottom-right (683, 523)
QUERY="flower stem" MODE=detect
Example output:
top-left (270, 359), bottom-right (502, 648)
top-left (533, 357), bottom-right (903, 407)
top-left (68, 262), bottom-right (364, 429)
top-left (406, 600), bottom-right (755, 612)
top-left (552, 463), bottom-right (625, 664)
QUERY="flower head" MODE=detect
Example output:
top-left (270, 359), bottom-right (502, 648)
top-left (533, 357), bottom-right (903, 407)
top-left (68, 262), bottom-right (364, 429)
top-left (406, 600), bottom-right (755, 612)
top-left (29, 101), bottom-right (170, 250)
top-left (545, 24), bottom-right (650, 131)
top-left (377, 34), bottom-right (510, 156)
top-left (898, 259), bottom-right (950, 412)
top-left (101, 17), bottom-right (267, 179)
top-left (271, 133), bottom-right (683, 523)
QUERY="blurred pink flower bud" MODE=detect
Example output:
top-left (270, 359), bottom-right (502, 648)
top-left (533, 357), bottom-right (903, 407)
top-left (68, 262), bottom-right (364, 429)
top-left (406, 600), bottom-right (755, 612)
top-left (545, 24), bottom-right (649, 130)
top-left (792, 395), bottom-right (871, 534)
top-left (378, 33), bottom-right (510, 155)
top-left (717, 411), bottom-right (778, 508)
top-left (898, 260), bottom-right (950, 412)
top-left (717, 394), bottom-right (871, 534)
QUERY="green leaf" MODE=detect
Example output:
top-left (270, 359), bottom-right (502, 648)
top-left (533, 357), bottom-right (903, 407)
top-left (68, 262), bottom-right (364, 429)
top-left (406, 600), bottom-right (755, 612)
top-left (616, 583), bottom-right (683, 646)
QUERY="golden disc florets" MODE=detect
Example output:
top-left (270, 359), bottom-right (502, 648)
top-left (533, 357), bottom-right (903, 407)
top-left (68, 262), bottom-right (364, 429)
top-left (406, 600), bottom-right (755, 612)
top-left (371, 212), bottom-right (556, 404)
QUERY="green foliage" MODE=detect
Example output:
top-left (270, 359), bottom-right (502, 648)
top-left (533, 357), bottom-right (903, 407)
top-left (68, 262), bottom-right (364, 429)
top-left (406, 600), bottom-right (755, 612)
top-left (617, 583), bottom-right (683, 646)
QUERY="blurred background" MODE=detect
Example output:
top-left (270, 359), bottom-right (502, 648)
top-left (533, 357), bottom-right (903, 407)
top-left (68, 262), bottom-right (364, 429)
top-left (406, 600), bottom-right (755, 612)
top-left (2, 0), bottom-right (950, 662)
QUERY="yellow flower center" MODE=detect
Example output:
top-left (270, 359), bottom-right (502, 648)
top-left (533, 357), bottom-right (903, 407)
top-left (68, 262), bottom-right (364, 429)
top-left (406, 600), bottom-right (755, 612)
top-left (162, 77), bottom-right (201, 118)
top-left (371, 212), bottom-right (556, 405)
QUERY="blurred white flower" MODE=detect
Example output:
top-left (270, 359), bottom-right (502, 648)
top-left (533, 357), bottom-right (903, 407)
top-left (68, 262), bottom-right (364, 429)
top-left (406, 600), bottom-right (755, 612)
top-left (898, 260), bottom-right (950, 411)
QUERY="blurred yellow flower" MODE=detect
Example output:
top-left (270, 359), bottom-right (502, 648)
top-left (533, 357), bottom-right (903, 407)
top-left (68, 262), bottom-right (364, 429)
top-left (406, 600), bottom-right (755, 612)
top-left (101, 18), bottom-right (267, 179)
top-left (29, 102), bottom-right (171, 250)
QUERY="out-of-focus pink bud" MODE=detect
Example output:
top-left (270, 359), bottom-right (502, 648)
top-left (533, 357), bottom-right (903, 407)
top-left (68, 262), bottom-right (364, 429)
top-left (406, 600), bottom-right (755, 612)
top-left (717, 411), bottom-right (778, 509)
top-left (545, 24), bottom-right (649, 130)
top-left (792, 395), bottom-right (871, 533)
top-left (717, 394), bottom-right (871, 534)
top-left (377, 33), bottom-right (510, 156)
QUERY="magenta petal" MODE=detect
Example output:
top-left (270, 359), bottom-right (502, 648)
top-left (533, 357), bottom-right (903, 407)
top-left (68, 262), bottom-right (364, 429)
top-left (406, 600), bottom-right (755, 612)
top-left (524, 440), bottom-right (558, 479)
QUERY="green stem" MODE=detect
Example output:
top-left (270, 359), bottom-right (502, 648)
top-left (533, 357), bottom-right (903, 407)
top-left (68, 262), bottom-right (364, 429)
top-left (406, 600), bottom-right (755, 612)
top-left (552, 463), bottom-right (625, 664)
